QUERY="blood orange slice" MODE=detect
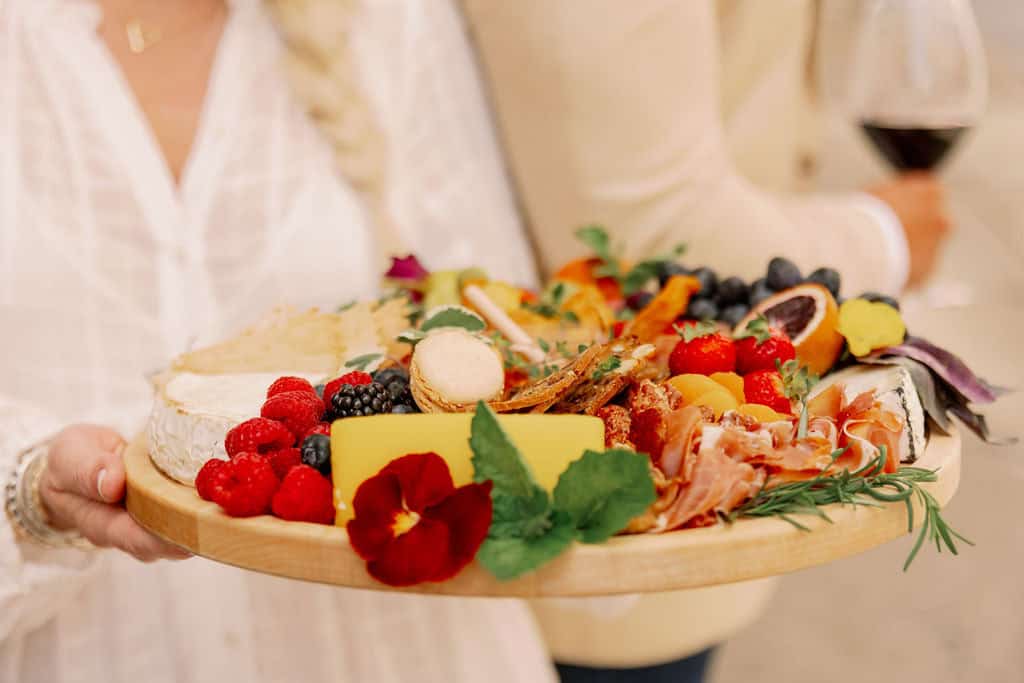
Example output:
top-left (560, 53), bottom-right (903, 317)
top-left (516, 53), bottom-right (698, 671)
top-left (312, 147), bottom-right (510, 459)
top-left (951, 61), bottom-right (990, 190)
top-left (734, 283), bottom-right (843, 375)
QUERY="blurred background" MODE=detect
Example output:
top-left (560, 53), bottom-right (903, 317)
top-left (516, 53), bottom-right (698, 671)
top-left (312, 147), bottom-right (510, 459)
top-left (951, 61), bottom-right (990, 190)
top-left (712, 1), bottom-right (1023, 681)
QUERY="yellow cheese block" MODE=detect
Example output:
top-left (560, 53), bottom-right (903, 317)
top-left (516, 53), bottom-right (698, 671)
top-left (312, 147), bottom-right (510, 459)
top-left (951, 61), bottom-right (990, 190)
top-left (331, 414), bottom-right (605, 524)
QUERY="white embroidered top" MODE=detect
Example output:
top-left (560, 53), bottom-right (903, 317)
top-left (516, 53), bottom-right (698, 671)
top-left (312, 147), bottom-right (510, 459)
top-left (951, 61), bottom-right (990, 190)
top-left (0, 1), bottom-right (551, 681)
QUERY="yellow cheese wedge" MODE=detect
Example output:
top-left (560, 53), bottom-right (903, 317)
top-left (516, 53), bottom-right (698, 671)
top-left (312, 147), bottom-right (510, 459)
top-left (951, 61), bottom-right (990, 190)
top-left (331, 413), bottom-right (605, 524)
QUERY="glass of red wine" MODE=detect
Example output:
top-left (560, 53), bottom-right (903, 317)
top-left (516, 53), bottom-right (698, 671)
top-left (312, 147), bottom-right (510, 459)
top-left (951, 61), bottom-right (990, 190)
top-left (848, 0), bottom-right (987, 172)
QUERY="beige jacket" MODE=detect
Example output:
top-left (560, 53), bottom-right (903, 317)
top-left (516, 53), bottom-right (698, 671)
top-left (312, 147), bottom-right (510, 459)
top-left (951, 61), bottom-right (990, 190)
top-left (463, 0), bottom-right (907, 296)
top-left (461, 0), bottom-right (907, 666)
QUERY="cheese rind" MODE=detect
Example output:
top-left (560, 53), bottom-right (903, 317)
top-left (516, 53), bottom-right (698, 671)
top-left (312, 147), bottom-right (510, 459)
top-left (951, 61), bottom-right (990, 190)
top-left (148, 372), bottom-right (320, 485)
top-left (810, 365), bottom-right (926, 462)
top-left (331, 414), bottom-right (605, 524)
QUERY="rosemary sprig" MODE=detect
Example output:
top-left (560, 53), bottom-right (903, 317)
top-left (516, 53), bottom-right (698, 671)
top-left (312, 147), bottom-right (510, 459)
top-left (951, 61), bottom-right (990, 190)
top-left (729, 447), bottom-right (972, 570)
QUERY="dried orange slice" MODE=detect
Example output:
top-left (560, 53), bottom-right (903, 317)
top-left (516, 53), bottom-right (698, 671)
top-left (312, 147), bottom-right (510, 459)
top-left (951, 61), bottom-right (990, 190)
top-left (735, 283), bottom-right (843, 376)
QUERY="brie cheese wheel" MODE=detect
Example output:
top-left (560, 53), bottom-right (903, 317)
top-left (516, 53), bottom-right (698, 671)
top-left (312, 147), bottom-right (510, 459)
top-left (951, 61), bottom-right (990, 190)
top-left (148, 372), bottom-right (321, 485)
top-left (810, 365), bottom-right (926, 463)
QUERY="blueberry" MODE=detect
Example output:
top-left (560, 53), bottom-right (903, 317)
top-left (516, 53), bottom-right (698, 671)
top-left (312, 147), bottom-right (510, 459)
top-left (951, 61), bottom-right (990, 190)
top-left (626, 291), bottom-right (654, 311)
top-left (719, 303), bottom-right (750, 328)
top-left (765, 257), bottom-right (802, 291)
top-left (657, 262), bottom-right (691, 287)
top-left (300, 434), bottom-right (332, 476)
top-left (372, 367), bottom-right (409, 385)
top-left (859, 291), bottom-right (901, 311)
top-left (806, 267), bottom-right (841, 298)
top-left (690, 267), bottom-right (719, 299)
top-left (749, 278), bottom-right (775, 306)
top-left (313, 383), bottom-right (326, 399)
top-left (716, 276), bottom-right (749, 307)
top-left (391, 403), bottom-right (418, 414)
top-left (685, 296), bottom-right (719, 321)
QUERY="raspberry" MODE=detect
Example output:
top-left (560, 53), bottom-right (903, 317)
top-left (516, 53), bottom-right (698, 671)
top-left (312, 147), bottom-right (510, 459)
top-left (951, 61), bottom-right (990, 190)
top-left (301, 422), bottom-right (332, 442)
top-left (271, 465), bottom-right (336, 525)
top-left (210, 453), bottom-right (280, 517)
top-left (261, 391), bottom-right (325, 440)
top-left (195, 458), bottom-right (226, 501)
top-left (323, 371), bottom-right (373, 405)
top-left (266, 376), bottom-right (317, 399)
top-left (267, 447), bottom-right (303, 480)
top-left (224, 417), bottom-right (294, 458)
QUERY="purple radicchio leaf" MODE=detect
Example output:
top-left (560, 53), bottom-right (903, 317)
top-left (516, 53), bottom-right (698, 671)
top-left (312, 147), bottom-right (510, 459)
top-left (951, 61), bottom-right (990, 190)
top-left (868, 335), bottom-right (1010, 405)
top-left (857, 355), bottom-right (952, 433)
top-left (385, 254), bottom-right (429, 282)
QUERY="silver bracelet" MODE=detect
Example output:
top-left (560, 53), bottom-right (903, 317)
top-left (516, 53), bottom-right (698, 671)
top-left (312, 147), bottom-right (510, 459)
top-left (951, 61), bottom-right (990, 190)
top-left (4, 440), bottom-right (94, 550)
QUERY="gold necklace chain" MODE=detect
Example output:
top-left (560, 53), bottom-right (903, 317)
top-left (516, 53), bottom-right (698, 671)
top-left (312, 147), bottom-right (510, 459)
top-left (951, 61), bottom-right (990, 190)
top-left (124, 2), bottom-right (222, 54)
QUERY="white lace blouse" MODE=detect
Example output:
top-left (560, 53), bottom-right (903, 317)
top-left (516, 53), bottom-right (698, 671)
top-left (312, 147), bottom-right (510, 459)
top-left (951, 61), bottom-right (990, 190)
top-left (0, 1), bottom-right (551, 681)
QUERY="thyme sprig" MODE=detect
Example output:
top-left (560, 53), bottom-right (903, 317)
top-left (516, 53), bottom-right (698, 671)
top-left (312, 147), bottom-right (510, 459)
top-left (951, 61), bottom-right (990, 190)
top-left (728, 447), bottom-right (972, 570)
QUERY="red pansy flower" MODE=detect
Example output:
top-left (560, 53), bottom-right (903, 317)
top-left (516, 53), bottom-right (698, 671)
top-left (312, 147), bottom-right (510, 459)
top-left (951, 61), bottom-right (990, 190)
top-left (346, 452), bottom-right (493, 587)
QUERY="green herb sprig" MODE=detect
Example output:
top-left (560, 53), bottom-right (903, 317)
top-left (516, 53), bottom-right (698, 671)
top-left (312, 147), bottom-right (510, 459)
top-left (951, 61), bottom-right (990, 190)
top-left (729, 447), bottom-right (971, 570)
top-left (575, 225), bottom-right (685, 295)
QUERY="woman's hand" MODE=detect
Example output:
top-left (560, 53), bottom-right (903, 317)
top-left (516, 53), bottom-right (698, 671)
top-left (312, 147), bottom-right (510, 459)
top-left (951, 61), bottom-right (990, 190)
top-left (868, 172), bottom-right (951, 288)
top-left (38, 424), bottom-right (191, 562)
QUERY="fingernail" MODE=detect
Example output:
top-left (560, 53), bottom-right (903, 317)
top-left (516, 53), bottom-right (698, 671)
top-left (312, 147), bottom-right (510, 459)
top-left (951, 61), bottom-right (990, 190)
top-left (97, 469), bottom-right (110, 502)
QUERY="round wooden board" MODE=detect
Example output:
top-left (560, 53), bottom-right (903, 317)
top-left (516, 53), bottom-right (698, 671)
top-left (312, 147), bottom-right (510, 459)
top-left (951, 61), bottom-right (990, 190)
top-left (125, 431), bottom-right (961, 597)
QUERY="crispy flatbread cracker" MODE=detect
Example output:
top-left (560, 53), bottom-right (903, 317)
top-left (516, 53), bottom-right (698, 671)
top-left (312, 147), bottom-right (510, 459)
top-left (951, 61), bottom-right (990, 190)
top-left (487, 343), bottom-right (605, 413)
top-left (551, 338), bottom-right (652, 415)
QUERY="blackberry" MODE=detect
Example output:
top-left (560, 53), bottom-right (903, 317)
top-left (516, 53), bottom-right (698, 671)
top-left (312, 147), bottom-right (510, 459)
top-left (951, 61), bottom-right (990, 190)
top-left (330, 382), bottom-right (393, 418)
top-left (300, 434), bottom-right (332, 476)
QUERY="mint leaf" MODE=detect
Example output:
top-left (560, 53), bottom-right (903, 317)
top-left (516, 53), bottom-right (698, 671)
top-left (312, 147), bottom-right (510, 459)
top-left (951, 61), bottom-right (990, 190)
top-left (476, 510), bottom-right (576, 580)
top-left (420, 305), bottom-right (486, 333)
top-left (575, 225), bottom-right (614, 263)
top-left (489, 489), bottom-right (554, 539)
top-left (344, 353), bottom-right (382, 371)
top-left (553, 449), bottom-right (655, 544)
top-left (469, 402), bottom-right (544, 500)
top-left (591, 356), bottom-right (622, 381)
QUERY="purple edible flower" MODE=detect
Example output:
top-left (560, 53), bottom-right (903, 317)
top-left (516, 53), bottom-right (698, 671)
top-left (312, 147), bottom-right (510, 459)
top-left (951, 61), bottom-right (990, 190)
top-left (385, 254), bottom-right (429, 282)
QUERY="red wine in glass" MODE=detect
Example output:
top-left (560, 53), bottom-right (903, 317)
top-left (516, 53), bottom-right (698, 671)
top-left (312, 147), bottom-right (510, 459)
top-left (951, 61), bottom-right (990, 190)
top-left (859, 121), bottom-right (969, 171)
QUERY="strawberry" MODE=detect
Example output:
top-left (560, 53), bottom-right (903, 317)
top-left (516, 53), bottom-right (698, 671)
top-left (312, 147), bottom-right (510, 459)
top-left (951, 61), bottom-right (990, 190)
top-left (668, 322), bottom-right (736, 376)
top-left (743, 370), bottom-right (793, 414)
top-left (734, 316), bottom-right (796, 374)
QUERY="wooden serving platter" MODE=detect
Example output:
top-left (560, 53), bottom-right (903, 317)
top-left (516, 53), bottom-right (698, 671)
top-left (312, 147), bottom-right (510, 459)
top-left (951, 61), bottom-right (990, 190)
top-left (125, 431), bottom-right (961, 597)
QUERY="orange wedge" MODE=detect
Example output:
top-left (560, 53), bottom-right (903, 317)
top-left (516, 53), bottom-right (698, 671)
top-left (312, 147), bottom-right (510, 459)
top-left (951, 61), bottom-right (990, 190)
top-left (735, 283), bottom-right (843, 376)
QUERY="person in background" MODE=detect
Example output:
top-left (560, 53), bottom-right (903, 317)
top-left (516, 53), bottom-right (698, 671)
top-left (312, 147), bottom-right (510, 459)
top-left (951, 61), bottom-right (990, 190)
top-left (461, 1), bottom-right (950, 681)
top-left (1, 1), bottom-right (551, 681)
